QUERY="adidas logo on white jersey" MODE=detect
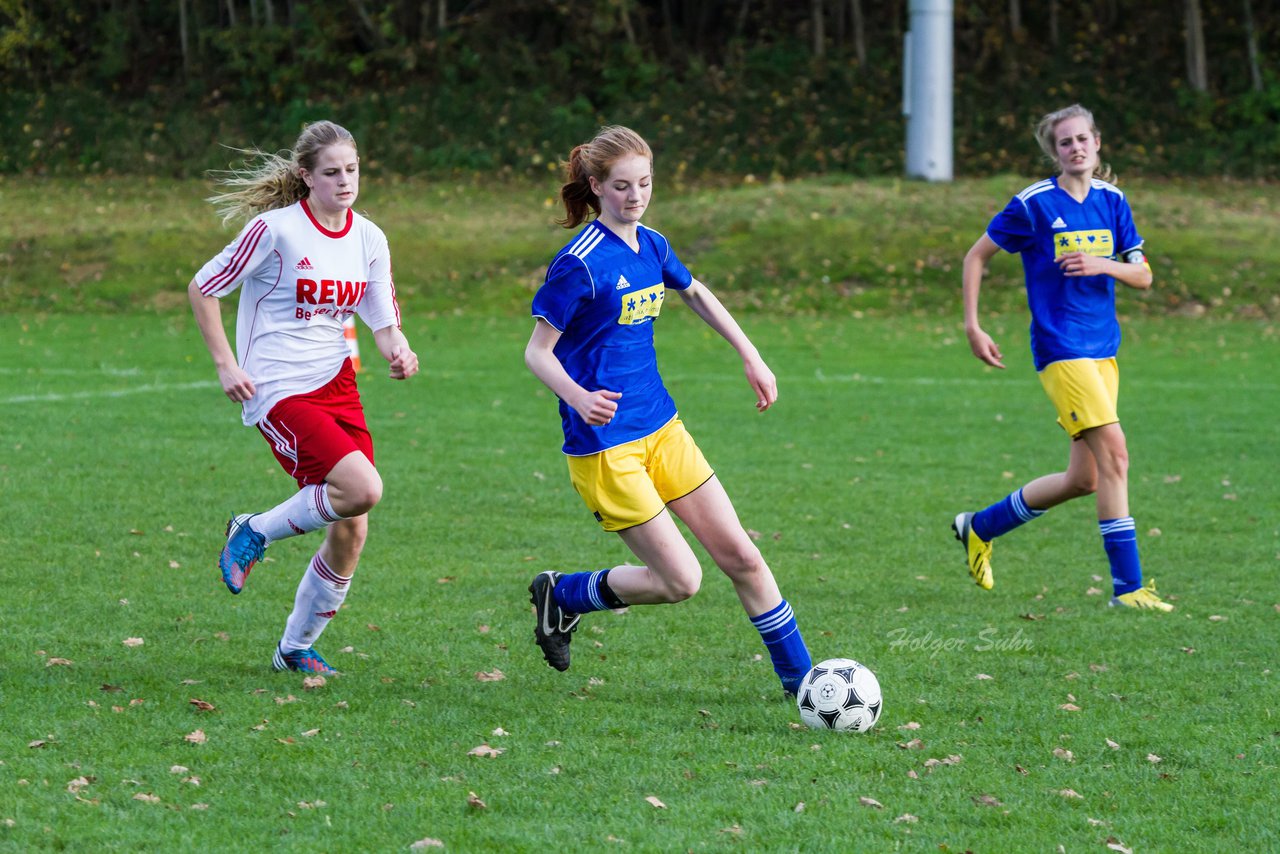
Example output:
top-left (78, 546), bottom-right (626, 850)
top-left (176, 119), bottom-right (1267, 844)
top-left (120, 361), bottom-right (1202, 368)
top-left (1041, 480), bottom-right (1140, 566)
top-left (295, 257), bottom-right (314, 270)
top-left (1051, 217), bottom-right (1067, 229)
top-left (615, 274), bottom-right (632, 290)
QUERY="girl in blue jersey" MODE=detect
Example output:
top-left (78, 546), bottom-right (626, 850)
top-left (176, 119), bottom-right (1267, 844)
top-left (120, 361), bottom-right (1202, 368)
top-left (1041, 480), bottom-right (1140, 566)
top-left (953, 104), bottom-right (1173, 611)
top-left (524, 126), bottom-right (812, 694)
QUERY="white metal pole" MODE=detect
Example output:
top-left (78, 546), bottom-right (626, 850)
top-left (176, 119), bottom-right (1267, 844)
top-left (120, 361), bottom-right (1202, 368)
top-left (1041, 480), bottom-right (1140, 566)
top-left (904, 0), bottom-right (954, 181)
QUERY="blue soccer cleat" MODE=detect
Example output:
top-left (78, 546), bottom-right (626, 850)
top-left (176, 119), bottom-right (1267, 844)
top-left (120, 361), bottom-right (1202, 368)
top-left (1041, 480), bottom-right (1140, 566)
top-left (220, 513), bottom-right (266, 595)
top-left (272, 644), bottom-right (337, 675)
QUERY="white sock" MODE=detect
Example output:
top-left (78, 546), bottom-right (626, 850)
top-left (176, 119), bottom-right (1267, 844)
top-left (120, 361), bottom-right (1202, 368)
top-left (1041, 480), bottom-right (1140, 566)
top-left (280, 552), bottom-right (350, 652)
top-left (249, 483), bottom-right (342, 544)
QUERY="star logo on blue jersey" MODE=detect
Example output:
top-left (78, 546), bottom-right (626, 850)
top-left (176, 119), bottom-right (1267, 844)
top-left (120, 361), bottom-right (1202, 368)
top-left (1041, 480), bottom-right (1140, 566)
top-left (627, 298), bottom-right (637, 310)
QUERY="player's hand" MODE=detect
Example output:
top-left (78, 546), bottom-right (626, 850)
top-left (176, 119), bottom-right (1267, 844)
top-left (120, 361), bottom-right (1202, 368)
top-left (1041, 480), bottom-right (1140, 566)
top-left (966, 327), bottom-right (1005, 369)
top-left (743, 355), bottom-right (778, 412)
top-left (388, 345), bottom-right (419, 380)
top-left (1057, 251), bottom-right (1107, 277)
top-left (574, 389), bottom-right (622, 426)
top-left (218, 363), bottom-right (256, 402)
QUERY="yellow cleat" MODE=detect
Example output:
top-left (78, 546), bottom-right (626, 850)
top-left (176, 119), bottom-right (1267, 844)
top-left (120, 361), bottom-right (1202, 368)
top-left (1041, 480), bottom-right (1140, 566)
top-left (1109, 579), bottom-right (1174, 612)
top-left (952, 512), bottom-right (994, 590)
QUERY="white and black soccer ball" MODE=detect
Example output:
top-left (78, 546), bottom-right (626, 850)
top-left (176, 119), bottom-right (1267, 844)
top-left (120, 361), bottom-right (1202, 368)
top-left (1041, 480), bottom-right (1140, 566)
top-left (796, 658), bottom-right (883, 732)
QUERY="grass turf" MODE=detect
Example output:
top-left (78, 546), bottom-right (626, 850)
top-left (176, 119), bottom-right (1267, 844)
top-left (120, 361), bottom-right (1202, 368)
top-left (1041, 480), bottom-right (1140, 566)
top-left (1, 308), bottom-right (1276, 850)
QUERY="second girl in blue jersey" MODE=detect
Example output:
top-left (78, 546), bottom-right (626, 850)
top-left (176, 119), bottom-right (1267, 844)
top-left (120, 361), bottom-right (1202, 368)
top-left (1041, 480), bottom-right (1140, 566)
top-left (524, 126), bottom-right (812, 695)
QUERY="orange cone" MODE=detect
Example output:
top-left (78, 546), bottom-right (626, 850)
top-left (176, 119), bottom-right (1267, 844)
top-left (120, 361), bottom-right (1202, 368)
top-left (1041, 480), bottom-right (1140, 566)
top-left (343, 317), bottom-right (362, 372)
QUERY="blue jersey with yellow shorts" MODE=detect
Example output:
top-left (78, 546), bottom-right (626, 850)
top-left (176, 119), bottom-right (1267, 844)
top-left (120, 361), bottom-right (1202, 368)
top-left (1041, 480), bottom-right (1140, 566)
top-left (987, 176), bottom-right (1143, 372)
top-left (532, 220), bottom-right (694, 456)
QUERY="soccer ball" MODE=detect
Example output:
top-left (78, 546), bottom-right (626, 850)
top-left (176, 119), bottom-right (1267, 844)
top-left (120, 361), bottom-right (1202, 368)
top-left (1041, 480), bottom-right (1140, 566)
top-left (796, 658), bottom-right (882, 732)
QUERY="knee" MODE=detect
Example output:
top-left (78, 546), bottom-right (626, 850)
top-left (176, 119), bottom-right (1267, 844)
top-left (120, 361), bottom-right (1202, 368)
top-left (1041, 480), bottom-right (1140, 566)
top-left (718, 542), bottom-right (768, 582)
top-left (660, 565), bottom-right (702, 603)
top-left (1064, 472), bottom-right (1098, 498)
top-left (345, 470), bottom-right (384, 516)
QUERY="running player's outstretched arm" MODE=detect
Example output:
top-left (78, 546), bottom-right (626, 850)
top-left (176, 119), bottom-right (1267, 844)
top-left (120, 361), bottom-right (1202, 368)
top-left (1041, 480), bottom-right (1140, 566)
top-left (676, 278), bottom-right (777, 411)
top-left (524, 319), bottom-right (620, 426)
top-left (188, 278), bottom-right (256, 402)
top-left (372, 325), bottom-right (419, 380)
top-left (962, 234), bottom-right (1006, 369)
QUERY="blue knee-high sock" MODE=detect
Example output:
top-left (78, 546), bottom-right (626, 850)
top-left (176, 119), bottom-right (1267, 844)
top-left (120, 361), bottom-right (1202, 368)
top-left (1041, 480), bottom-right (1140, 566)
top-left (1100, 517), bottom-right (1143, 596)
top-left (750, 600), bottom-right (811, 694)
top-left (553, 569), bottom-right (625, 614)
top-left (972, 488), bottom-right (1045, 541)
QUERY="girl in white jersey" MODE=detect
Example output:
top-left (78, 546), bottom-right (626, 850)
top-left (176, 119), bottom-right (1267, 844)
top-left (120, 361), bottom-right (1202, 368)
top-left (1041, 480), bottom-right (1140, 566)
top-left (188, 120), bottom-right (420, 674)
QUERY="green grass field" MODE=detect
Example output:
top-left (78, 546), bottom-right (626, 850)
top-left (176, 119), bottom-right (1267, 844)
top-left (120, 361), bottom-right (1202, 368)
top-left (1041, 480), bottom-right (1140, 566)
top-left (3, 310), bottom-right (1276, 850)
top-left (1, 176), bottom-right (1277, 850)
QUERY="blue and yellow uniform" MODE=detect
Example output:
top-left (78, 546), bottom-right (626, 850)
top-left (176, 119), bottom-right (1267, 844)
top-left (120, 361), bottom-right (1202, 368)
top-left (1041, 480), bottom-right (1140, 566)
top-left (533, 219), bottom-right (694, 455)
top-left (987, 176), bottom-right (1144, 372)
top-left (533, 219), bottom-right (714, 532)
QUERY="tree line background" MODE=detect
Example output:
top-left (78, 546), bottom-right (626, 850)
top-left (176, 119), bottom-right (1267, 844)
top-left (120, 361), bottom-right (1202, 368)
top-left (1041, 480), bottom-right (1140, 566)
top-left (2, 0), bottom-right (1276, 179)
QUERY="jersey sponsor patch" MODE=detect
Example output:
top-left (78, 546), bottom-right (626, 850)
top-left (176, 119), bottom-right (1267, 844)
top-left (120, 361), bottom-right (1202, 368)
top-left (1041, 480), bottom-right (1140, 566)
top-left (1054, 229), bottom-right (1114, 259)
top-left (617, 284), bottom-right (664, 325)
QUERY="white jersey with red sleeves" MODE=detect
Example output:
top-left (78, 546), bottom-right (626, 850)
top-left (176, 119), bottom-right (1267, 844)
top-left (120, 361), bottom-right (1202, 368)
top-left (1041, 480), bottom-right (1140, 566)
top-left (193, 198), bottom-right (401, 426)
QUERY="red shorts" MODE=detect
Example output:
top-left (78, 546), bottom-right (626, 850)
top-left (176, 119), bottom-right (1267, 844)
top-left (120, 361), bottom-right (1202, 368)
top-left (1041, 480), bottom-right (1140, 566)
top-left (257, 360), bottom-right (374, 487)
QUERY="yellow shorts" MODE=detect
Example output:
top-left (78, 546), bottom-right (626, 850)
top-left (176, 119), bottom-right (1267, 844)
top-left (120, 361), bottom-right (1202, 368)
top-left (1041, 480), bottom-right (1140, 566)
top-left (565, 417), bottom-right (715, 532)
top-left (1037, 357), bottom-right (1120, 438)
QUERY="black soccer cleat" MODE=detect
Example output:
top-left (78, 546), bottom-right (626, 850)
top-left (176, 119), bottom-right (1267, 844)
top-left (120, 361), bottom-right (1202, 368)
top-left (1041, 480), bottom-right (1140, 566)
top-left (529, 570), bottom-right (581, 672)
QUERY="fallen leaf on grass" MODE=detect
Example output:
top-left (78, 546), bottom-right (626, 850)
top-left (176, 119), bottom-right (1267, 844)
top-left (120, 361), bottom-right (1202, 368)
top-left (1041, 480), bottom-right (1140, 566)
top-left (894, 813), bottom-right (918, 823)
top-left (1057, 788), bottom-right (1083, 799)
top-left (1053, 748), bottom-right (1074, 762)
top-left (644, 795), bottom-right (667, 809)
top-left (184, 730), bottom-right (207, 744)
top-left (492, 727), bottom-right (509, 736)
top-left (907, 770), bottom-right (919, 779)
top-left (794, 802), bottom-right (806, 812)
top-left (28, 740), bottom-right (47, 749)
top-left (720, 824), bottom-right (743, 836)
top-left (301, 729), bottom-right (320, 737)
top-left (170, 765), bottom-right (189, 774)
top-left (1105, 739), bottom-right (1121, 750)
top-left (858, 797), bottom-right (883, 809)
top-left (132, 793), bottom-right (160, 804)
top-left (972, 794), bottom-right (1003, 807)
top-left (975, 673), bottom-right (993, 680)
top-left (302, 675), bottom-right (327, 690)
top-left (410, 839), bottom-right (445, 850)
top-left (1019, 613), bottom-right (1044, 621)
top-left (66, 776), bottom-right (94, 794)
top-left (1059, 703), bottom-right (1082, 712)
top-left (1086, 587), bottom-right (1103, 596)
top-left (275, 695), bottom-right (299, 705)
top-left (1146, 753), bottom-right (1162, 763)
top-left (189, 699), bottom-right (216, 712)
top-left (46, 658), bottom-right (73, 667)
top-left (1208, 615), bottom-right (1227, 622)
top-left (897, 738), bottom-right (924, 750)
top-left (1015, 765), bottom-right (1028, 775)
top-left (923, 755), bottom-right (963, 772)
top-left (898, 721), bottom-right (921, 731)
top-left (189, 803), bottom-right (209, 811)
top-left (475, 669), bottom-right (505, 682)
top-left (1105, 840), bottom-right (1134, 854)
top-left (122, 638), bottom-right (144, 647)
top-left (467, 745), bottom-right (503, 758)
